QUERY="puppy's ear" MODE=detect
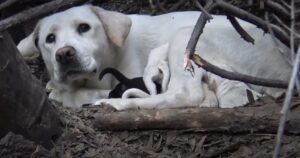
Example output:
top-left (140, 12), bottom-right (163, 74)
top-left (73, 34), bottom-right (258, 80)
top-left (91, 6), bottom-right (132, 47)
top-left (17, 23), bottom-right (40, 58)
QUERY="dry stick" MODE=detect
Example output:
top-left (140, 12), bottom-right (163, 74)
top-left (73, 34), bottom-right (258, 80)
top-left (265, 0), bottom-right (290, 18)
top-left (273, 1), bottom-right (298, 157)
top-left (184, 1), bottom-right (215, 73)
top-left (168, 0), bottom-right (187, 12)
top-left (193, 0), bottom-right (213, 19)
top-left (0, 0), bottom-right (88, 31)
top-left (264, 12), bottom-right (291, 65)
top-left (154, 0), bottom-right (167, 13)
top-left (226, 15), bottom-right (254, 44)
top-left (93, 104), bottom-right (300, 132)
top-left (272, 14), bottom-right (300, 40)
top-left (215, 0), bottom-right (290, 47)
top-left (273, 48), bottom-right (300, 158)
top-left (192, 54), bottom-right (288, 88)
top-left (0, 0), bottom-right (19, 11)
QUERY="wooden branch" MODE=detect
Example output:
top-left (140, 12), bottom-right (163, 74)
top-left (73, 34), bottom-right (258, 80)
top-left (226, 15), bottom-right (254, 44)
top-left (185, 1), bottom-right (215, 55)
top-left (192, 54), bottom-right (288, 88)
top-left (0, 0), bottom-right (18, 11)
top-left (0, 0), bottom-right (88, 31)
top-left (184, 1), bottom-right (215, 73)
top-left (215, 0), bottom-right (291, 47)
top-left (265, 0), bottom-right (290, 18)
top-left (93, 103), bottom-right (300, 134)
top-left (0, 31), bottom-right (62, 149)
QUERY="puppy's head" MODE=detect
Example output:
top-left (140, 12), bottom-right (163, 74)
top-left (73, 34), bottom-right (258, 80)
top-left (17, 5), bottom-right (132, 84)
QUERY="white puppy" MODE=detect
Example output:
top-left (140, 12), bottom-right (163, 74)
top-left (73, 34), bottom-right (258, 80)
top-left (94, 21), bottom-right (291, 110)
top-left (17, 5), bottom-right (201, 108)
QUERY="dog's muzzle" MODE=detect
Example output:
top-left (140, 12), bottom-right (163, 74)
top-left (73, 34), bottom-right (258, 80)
top-left (55, 46), bottom-right (97, 82)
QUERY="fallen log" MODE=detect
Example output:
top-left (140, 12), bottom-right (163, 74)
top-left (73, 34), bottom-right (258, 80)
top-left (0, 31), bottom-right (62, 149)
top-left (93, 103), bottom-right (300, 134)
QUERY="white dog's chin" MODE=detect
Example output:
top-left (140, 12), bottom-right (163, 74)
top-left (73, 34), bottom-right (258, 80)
top-left (54, 60), bottom-right (99, 84)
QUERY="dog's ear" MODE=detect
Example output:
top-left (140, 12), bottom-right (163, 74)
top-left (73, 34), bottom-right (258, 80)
top-left (91, 6), bottom-right (132, 47)
top-left (17, 23), bottom-right (40, 58)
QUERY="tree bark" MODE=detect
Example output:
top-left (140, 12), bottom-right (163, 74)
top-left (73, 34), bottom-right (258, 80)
top-left (0, 31), bottom-right (62, 149)
top-left (93, 103), bottom-right (300, 134)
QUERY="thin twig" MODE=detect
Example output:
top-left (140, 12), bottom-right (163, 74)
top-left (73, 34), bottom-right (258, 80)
top-left (192, 54), bottom-right (288, 88)
top-left (272, 14), bottom-right (300, 40)
top-left (193, 0), bottom-right (213, 19)
top-left (273, 1), bottom-right (298, 157)
top-left (264, 12), bottom-right (291, 65)
top-left (215, 0), bottom-right (291, 47)
top-left (0, 0), bottom-right (19, 11)
top-left (184, 1), bottom-right (215, 73)
top-left (155, 0), bottom-right (167, 13)
top-left (0, 0), bottom-right (88, 31)
top-left (227, 15), bottom-right (254, 44)
top-left (169, 0), bottom-right (186, 12)
top-left (273, 47), bottom-right (300, 158)
top-left (265, 0), bottom-right (290, 18)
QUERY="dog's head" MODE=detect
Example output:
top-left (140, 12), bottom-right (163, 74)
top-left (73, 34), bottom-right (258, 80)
top-left (17, 5), bottom-right (132, 84)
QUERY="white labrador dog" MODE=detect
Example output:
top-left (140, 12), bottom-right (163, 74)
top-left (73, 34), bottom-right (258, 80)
top-left (18, 5), bottom-right (291, 109)
top-left (17, 5), bottom-right (201, 107)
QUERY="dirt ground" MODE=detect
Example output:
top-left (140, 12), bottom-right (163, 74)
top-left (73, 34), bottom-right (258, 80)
top-left (1, 1), bottom-right (299, 158)
top-left (1, 98), bottom-right (300, 158)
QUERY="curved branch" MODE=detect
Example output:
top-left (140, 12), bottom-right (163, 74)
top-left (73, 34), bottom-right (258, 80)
top-left (192, 54), bottom-right (288, 88)
top-left (0, 0), bottom-right (88, 31)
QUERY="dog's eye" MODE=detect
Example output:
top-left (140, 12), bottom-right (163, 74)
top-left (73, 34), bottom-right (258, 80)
top-left (78, 23), bottom-right (90, 34)
top-left (46, 34), bottom-right (55, 43)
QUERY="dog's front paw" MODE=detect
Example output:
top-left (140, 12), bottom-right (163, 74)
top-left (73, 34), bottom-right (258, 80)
top-left (93, 99), bottom-right (127, 111)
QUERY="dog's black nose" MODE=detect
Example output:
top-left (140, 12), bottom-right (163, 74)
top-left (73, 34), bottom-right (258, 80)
top-left (55, 46), bottom-right (75, 64)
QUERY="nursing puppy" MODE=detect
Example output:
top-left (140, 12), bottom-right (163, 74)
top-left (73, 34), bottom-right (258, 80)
top-left (17, 5), bottom-right (202, 107)
top-left (99, 67), bottom-right (161, 98)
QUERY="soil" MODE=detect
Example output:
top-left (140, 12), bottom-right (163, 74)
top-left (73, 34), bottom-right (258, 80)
top-left (1, 98), bottom-right (300, 158)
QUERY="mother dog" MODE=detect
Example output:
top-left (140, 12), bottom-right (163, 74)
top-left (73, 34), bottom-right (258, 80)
top-left (18, 5), bottom-right (291, 109)
top-left (17, 5), bottom-right (202, 107)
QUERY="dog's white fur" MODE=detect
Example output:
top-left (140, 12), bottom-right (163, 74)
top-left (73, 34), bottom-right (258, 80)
top-left (94, 22), bottom-right (291, 110)
top-left (17, 5), bottom-right (201, 107)
top-left (18, 5), bottom-right (291, 109)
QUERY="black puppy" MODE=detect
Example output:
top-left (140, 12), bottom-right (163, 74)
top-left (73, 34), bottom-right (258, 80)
top-left (99, 68), bottom-right (161, 98)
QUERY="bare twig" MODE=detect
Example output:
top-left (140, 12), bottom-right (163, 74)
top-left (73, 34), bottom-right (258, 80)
top-left (272, 14), bottom-right (300, 40)
top-left (184, 1), bottom-right (215, 73)
top-left (155, 0), bottom-right (167, 13)
top-left (169, 0), bottom-right (186, 12)
top-left (264, 12), bottom-right (291, 65)
top-left (0, 0), bottom-right (18, 11)
top-left (0, 0), bottom-right (88, 31)
top-left (227, 15), bottom-right (254, 44)
top-left (192, 54), bottom-right (288, 88)
top-left (193, 0), bottom-right (213, 19)
top-left (265, 0), bottom-right (290, 18)
top-left (273, 47), bottom-right (300, 158)
top-left (215, 0), bottom-right (291, 47)
top-left (273, 0), bottom-right (298, 157)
